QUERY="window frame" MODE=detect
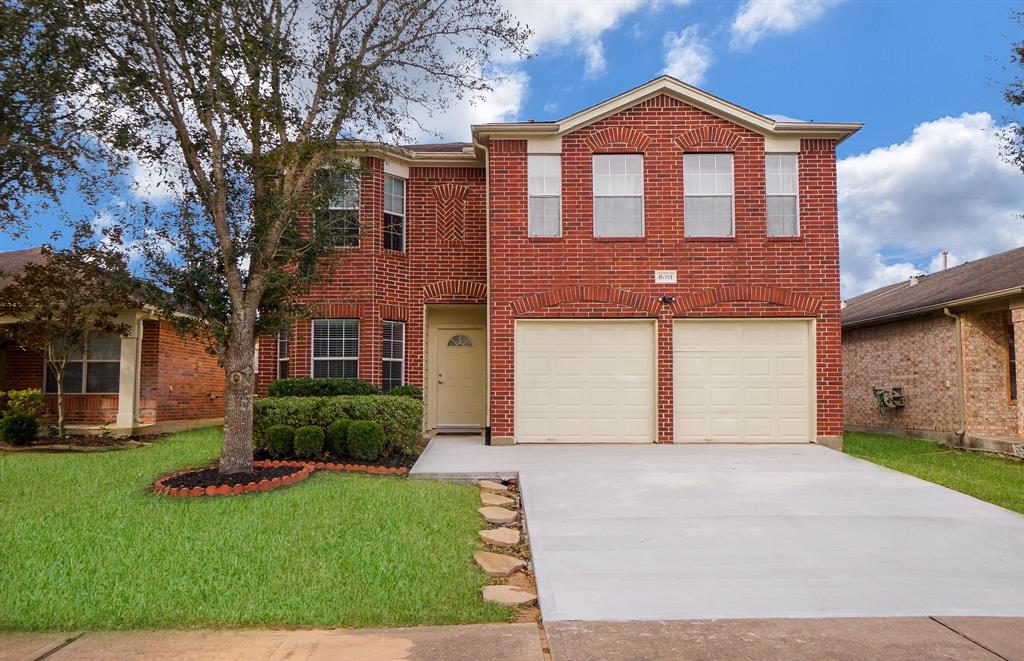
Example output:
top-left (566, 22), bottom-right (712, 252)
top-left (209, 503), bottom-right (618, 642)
top-left (683, 152), bottom-right (735, 238)
top-left (592, 153), bottom-right (645, 238)
top-left (528, 154), bottom-right (562, 238)
top-left (321, 171), bottom-right (361, 248)
top-left (1008, 319), bottom-right (1018, 402)
top-left (765, 152), bottom-right (800, 237)
top-left (310, 318), bottom-right (360, 379)
top-left (383, 175), bottom-right (406, 252)
top-left (44, 331), bottom-right (121, 395)
top-left (381, 320), bottom-right (405, 392)
top-left (276, 327), bottom-right (290, 380)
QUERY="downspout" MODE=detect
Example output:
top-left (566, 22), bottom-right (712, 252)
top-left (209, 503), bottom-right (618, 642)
top-left (943, 307), bottom-right (966, 440)
top-left (474, 138), bottom-right (492, 445)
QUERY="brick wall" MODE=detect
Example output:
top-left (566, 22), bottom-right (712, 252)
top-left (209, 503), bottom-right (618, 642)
top-left (3, 347), bottom-right (118, 424)
top-left (961, 309), bottom-right (1019, 438)
top-left (488, 94), bottom-right (843, 442)
top-left (140, 319), bottom-right (224, 421)
top-left (842, 314), bottom-right (961, 434)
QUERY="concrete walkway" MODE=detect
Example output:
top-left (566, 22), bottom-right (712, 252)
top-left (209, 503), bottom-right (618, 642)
top-left (411, 438), bottom-right (1024, 621)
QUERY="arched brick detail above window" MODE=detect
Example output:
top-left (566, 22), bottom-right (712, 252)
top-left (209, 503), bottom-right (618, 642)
top-left (673, 125), bottom-right (744, 152)
top-left (431, 184), bottom-right (470, 243)
top-left (671, 286), bottom-right (822, 315)
top-left (510, 286), bottom-right (661, 316)
top-left (422, 279), bottom-right (487, 303)
top-left (584, 127), bottom-right (652, 152)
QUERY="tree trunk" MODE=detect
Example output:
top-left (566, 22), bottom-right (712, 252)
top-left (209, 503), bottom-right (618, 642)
top-left (56, 373), bottom-right (66, 442)
top-left (219, 315), bottom-right (256, 474)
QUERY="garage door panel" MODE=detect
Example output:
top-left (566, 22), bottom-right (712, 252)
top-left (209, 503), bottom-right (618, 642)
top-left (674, 320), bottom-right (812, 443)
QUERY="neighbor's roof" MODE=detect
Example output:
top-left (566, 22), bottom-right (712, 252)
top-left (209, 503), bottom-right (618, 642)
top-left (842, 246), bottom-right (1024, 329)
top-left (402, 142), bottom-right (473, 153)
top-left (0, 247), bottom-right (45, 286)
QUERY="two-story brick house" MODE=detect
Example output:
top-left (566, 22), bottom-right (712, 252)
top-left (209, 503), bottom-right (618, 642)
top-left (256, 77), bottom-right (861, 446)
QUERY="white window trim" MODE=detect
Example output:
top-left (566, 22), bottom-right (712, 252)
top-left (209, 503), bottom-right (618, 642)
top-left (326, 171), bottom-right (361, 247)
top-left (528, 154), bottom-right (563, 238)
top-left (382, 320), bottom-right (405, 390)
top-left (384, 175), bottom-right (407, 252)
top-left (765, 152), bottom-right (801, 237)
top-left (683, 152), bottom-right (736, 238)
top-left (310, 318), bottom-right (359, 379)
top-left (44, 331), bottom-right (121, 395)
top-left (277, 329), bottom-right (290, 379)
top-left (592, 153), bottom-right (645, 238)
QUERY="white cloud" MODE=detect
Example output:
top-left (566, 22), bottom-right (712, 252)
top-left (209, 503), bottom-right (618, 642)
top-left (661, 26), bottom-right (712, 85)
top-left (129, 160), bottom-right (178, 203)
top-left (410, 69), bottom-right (529, 142)
top-left (731, 0), bottom-right (841, 50)
top-left (838, 112), bottom-right (1024, 297)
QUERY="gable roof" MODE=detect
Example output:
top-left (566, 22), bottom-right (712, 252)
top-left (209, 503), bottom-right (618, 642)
top-left (472, 75), bottom-right (862, 144)
top-left (842, 246), bottom-right (1024, 329)
top-left (0, 247), bottom-right (45, 287)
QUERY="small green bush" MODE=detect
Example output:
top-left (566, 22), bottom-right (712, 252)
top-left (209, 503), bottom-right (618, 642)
top-left (347, 421), bottom-right (385, 461)
top-left (268, 378), bottom-right (380, 397)
top-left (264, 424), bottom-right (295, 458)
top-left (293, 425), bottom-right (325, 459)
top-left (386, 384), bottom-right (422, 400)
top-left (5, 389), bottom-right (44, 416)
top-left (1, 411), bottom-right (39, 446)
top-left (326, 418), bottom-right (351, 457)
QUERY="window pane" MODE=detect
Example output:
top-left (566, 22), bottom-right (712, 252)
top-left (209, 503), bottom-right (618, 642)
top-left (312, 319), bottom-right (359, 359)
top-left (382, 321), bottom-right (404, 360)
top-left (87, 332), bottom-right (121, 361)
top-left (313, 359), bottom-right (358, 379)
top-left (318, 209), bottom-right (360, 247)
top-left (528, 155), bottom-right (561, 196)
top-left (528, 197), bottom-right (561, 237)
top-left (684, 153), bottom-right (733, 196)
top-left (382, 360), bottom-right (403, 392)
top-left (593, 155), bottom-right (643, 196)
top-left (384, 212), bottom-right (404, 251)
top-left (278, 359), bottom-right (289, 379)
top-left (594, 197), bottom-right (643, 237)
top-left (685, 196), bottom-right (733, 237)
top-left (384, 177), bottom-right (405, 215)
top-left (767, 196), bottom-right (799, 236)
top-left (766, 154), bottom-right (798, 195)
top-left (46, 362), bottom-right (83, 393)
top-left (86, 361), bottom-right (120, 393)
top-left (328, 173), bottom-right (360, 210)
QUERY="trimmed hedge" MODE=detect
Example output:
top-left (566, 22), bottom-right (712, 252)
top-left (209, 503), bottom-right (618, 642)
top-left (1, 411), bottom-right (38, 445)
top-left (264, 424), bottom-right (295, 458)
top-left (254, 395), bottom-right (422, 456)
top-left (347, 421), bottom-right (385, 461)
top-left (293, 425), bottom-right (325, 459)
top-left (268, 378), bottom-right (379, 397)
top-left (386, 384), bottom-right (422, 400)
top-left (325, 419), bottom-right (351, 457)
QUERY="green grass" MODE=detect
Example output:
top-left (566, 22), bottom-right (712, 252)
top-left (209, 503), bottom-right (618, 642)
top-left (0, 428), bottom-right (509, 631)
top-left (844, 432), bottom-right (1024, 514)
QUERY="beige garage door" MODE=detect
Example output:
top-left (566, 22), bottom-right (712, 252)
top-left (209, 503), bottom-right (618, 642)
top-left (674, 319), bottom-right (813, 442)
top-left (515, 320), bottom-right (656, 443)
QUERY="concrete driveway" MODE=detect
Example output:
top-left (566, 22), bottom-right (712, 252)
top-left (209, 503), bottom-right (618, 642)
top-left (411, 440), bottom-right (1024, 621)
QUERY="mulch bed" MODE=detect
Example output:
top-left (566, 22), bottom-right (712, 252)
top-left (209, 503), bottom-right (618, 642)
top-left (253, 450), bottom-right (421, 474)
top-left (154, 460), bottom-right (312, 497)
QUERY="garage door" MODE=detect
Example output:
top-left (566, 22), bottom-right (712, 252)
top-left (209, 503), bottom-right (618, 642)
top-left (515, 320), bottom-right (656, 443)
top-left (674, 319), bottom-right (812, 442)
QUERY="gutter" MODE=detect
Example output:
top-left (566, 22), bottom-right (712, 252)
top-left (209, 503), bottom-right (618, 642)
top-left (942, 307), bottom-right (966, 439)
top-left (473, 136), bottom-right (492, 442)
top-left (842, 286), bottom-right (1024, 330)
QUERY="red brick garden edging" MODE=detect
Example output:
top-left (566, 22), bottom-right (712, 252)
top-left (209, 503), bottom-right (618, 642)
top-left (306, 461), bottom-right (409, 476)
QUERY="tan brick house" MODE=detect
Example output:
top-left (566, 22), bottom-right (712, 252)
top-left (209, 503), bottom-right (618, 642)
top-left (842, 246), bottom-right (1024, 453)
top-left (0, 247), bottom-right (225, 434)
top-left (257, 76), bottom-right (861, 446)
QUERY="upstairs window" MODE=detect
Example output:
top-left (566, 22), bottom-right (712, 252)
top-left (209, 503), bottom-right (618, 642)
top-left (593, 154), bottom-right (644, 237)
top-left (312, 319), bottom-right (359, 379)
top-left (684, 153), bottom-right (734, 237)
top-left (319, 172), bottom-right (360, 247)
top-left (384, 176), bottom-right (406, 251)
top-left (766, 154), bottom-right (799, 236)
top-left (277, 327), bottom-right (290, 379)
top-left (45, 331), bottom-right (121, 394)
top-left (382, 320), bottom-right (405, 392)
top-left (528, 155), bottom-right (561, 237)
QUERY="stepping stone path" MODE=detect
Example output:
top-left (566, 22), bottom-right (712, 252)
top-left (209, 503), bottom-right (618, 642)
top-left (477, 480), bottom-right (509, 494)
top-left (482, 585), bottom-right (537, 606)
top-left (474, 551), bottom-right (525, 577)
top-left (479, 527), bottom-right (520, 548)
top-left (480, 492), bottom-right (516, 507)
top-left (478, 506), bottom-right (517, 524)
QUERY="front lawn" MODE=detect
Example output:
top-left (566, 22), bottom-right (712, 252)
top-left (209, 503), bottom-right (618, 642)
top-left (0, 427), bottom-right (507, 630)
top-left (844, 432), bottom-right (1024, 515)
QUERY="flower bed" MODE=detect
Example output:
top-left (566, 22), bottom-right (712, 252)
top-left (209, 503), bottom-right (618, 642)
top-left (153, 460), bottom-right (312, 497)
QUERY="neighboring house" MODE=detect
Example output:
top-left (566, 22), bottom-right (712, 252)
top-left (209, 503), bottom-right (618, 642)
top-left (256, 76), bottom-right (861, 446)
top-left (0, 247), bottom-right (224, 434)
top-left (843, 246), bottom-right (1024, 454)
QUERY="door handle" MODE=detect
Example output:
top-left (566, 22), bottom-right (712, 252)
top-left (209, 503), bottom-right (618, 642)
top-left (438, 373), bottom-right (445, 384)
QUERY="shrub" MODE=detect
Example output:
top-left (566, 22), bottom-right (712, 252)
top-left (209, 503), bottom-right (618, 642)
top-left (254, 395), bottom-right (422, 456)
top-left (268, 378), bottom-right (379, 398)
top-left (264, 424), bottom-right (296, 458)
top-left (346, 421), bottom-right (385, 461)
top-left (386, 384), bottom-right (422, 400)
top-left (293, 425), bottom-right (325, 459)
top-left (325, 418), bottom-right (351, 457)
top-left (5, 389), bottom-right (44, 416)
top-left (1, 411), bottom-right (39, 446)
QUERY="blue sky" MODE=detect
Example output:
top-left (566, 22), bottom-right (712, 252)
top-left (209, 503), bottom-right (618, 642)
top-left (8, 0), bottom-right (1023, 297)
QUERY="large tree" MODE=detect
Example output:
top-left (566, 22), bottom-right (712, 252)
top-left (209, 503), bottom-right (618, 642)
top-left (61, 0), bottom-right (528, 473)
top-left (1003, 8), bottom-right (1024, 178)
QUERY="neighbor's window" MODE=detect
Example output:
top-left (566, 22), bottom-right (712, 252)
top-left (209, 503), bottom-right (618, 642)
top-left (45, 331), bottom-right (121, 394)
top-left (1009, 321), bottom-right (1018, 401)
top-left (319, 171), bottom-right (360, 247)
top-left (384, 176), bottom-right (406, 252)
top-left (593, 154), bottom-right (644, 237)
top-left (277, 327), bottom-right (290, 379)
top-left (766, 153), bottom-right (799, 236)
top-left (382, 320), bottom-right (405, 392)
top-left (311, 319), bottom-right (359, 379)
top-left (528, 155), bottom-right (561, 237)
top-left (684, 153), bottom-right (734, 237)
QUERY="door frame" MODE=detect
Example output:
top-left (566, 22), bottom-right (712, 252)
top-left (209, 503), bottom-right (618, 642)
top-left (424, 304), bottom-right (487, 430)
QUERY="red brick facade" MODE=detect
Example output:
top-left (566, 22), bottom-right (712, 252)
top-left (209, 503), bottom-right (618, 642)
top-left (257, 84), bottom-right (848, 443)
